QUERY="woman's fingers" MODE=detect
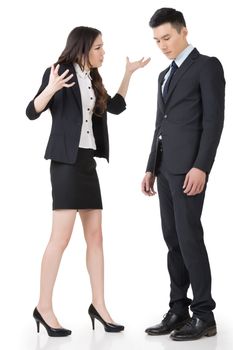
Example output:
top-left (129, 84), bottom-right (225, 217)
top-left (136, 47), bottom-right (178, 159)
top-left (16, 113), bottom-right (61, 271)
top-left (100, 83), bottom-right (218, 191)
top-left (64, 82), bottom-right (76, 88)
top-left (141, 57), bottom-right (151, 66)
top-left (54, 64), bottom-right (60, 75)
top-left (63, 73), bottom-right (74, 83)
top-left (50, 64), bottom-right (55, 74)
top-left (59, 69), bottom-right (70, 79)
top-left (49, 66), bottom-right (75, 91)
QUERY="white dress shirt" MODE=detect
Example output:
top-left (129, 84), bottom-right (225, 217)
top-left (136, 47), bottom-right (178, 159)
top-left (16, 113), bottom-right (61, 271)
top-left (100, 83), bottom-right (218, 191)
top-left (74, 63), bottom-right (97, 150)
top-left (162, 44), bottom-right (194, 94)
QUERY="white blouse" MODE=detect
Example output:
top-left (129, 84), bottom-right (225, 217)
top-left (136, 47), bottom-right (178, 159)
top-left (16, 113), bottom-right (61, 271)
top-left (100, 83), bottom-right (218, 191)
top-left (74, 63), bottom-right (97, 150)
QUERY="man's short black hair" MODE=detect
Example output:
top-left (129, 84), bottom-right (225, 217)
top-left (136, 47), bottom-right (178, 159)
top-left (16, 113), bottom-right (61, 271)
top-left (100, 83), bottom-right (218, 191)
top-left (149, 8), bottom-right (186, 32)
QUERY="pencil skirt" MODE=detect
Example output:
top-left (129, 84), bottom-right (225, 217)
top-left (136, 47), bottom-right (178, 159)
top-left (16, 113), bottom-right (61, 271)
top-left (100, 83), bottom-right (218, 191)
top-left (50, 148), bottom-right (103, 210)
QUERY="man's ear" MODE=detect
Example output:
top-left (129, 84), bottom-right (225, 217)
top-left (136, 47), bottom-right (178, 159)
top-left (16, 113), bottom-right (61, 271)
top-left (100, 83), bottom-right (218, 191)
top-left (182, 27), bottom-right (188, 38)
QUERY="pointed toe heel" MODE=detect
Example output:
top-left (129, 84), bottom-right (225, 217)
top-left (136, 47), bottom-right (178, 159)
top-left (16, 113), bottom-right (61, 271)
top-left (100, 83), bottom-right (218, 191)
top-left (33, 307), bottom-right (72, 337)
top-left (88, 304), bottom-right (124, 333)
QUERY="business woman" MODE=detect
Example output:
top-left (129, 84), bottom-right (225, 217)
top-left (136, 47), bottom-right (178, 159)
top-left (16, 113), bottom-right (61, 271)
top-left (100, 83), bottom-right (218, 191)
top-left (26, 26), bottom-right (150, 337)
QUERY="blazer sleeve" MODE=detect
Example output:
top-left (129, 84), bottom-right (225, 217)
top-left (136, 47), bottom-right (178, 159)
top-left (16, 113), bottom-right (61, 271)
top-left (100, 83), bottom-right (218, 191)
top-left (146, 129), bottom-right (159, 173)
top-left (26, 68), bottom-right (52, 120)
top-left (146, 77), bottom-right (163, 174)
top-left (106, 93), bottom-right (126, 115)
top-left (193, 57), bottom-right (225, 173)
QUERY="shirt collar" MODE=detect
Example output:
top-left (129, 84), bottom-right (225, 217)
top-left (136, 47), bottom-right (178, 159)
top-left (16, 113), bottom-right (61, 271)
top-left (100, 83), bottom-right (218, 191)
top-left (74, 63), bottom-right (91, 79)
top-left (174, 44), bottom-right (194, 67)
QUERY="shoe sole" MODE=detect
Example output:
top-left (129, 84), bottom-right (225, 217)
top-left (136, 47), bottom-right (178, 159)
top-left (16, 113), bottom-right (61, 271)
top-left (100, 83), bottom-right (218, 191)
top-left (146, 318), bottom-right (190, 336)
top-left (170, 326), bottom-right (217, 341)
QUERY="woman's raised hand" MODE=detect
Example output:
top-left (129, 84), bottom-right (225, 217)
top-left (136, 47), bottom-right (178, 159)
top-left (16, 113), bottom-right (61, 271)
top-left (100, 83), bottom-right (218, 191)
top-left (47, 64), bottom-right (75, 94)
top-left (125, 57), bottom-right (151, 75)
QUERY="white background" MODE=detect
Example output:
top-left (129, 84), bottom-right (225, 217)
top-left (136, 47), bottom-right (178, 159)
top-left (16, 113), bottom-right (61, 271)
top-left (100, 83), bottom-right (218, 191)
top-left (1, 0), bottom-right (232, 349)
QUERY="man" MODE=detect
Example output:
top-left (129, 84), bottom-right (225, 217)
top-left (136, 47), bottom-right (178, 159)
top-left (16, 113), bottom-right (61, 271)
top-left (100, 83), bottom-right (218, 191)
top-left (142, 8), bottom-right (225, 341)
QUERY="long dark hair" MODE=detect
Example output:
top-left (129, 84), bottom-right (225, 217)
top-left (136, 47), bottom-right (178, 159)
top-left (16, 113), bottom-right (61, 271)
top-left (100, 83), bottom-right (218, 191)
top-left (56, 26), bottom-right (107, 114)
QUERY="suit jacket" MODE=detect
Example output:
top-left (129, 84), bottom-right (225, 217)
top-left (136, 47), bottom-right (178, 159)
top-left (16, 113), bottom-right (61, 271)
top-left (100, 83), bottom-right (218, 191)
top-left (26, 63), bottom-right (126, 163)
top-left (146, 48), bottom-right (225, 175)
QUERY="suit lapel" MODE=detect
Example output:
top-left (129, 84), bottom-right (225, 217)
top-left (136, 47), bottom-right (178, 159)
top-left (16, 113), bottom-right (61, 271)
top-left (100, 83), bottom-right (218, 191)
top-left (158, 68), bottom-right (169, 113)
top-left (66, 63), bottom-right (83, 114)
top-left (165, 48), bottom-right (200, 103)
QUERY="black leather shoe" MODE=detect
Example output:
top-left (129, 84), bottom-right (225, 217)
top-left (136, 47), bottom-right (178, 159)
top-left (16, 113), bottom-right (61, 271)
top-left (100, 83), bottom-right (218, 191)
top-left (145, 310), bottom-right (190, 335)
top-left (170, 316), bottom-right (217, 341)
top-left (33, 308), bottom-right (72, 337)
top-left (88, 304), bottom-right (124, 333)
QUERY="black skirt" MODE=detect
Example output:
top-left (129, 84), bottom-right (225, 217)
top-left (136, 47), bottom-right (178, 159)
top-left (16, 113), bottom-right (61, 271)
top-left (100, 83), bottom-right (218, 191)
top-left (50, 148), bottom-right (103, 210)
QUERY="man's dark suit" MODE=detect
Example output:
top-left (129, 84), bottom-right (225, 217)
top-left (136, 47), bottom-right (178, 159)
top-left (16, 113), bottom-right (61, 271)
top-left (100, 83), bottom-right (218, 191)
top-left (146, 48), bottom-right (225, 321)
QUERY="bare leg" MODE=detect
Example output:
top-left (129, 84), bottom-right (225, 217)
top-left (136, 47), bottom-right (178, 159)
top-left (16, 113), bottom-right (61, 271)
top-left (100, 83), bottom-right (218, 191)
top-left (37, 210), bottom-right (77, 328)
top-left (79, 209), bottom-right (114, 323)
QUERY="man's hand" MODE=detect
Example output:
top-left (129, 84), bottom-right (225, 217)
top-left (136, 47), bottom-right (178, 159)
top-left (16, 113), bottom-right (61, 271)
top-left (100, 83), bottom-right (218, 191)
top-left (141, 172), bottom-right (156, 196)
top-left (183, 168), bottom-right (207, 196)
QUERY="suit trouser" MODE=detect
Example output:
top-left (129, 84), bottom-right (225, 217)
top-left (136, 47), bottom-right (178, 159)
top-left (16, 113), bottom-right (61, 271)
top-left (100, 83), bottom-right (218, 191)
top-left (157, 159), bottom-right (216, 322)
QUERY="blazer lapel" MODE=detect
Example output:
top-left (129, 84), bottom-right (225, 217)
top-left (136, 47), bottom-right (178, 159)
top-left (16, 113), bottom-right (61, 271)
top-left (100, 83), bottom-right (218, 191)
top-left (165, 48), bottom-right (200, 103)
top-left (158, 68), bottom-right (168, 113)
top-left (68, 63), bottom-right (83, 114)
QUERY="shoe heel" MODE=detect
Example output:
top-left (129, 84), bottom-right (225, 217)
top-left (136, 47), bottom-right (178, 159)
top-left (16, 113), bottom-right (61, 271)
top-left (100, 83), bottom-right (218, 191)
top-left (36, 320), bottom-right (40, 333)
top-left (88, 304), bottom-right (124, 333)
top-left (33, 307), bottom-right (71, 337)
top-left (206, 326), bottom-right (217, 337)
top-left (90, 315), bottom-right (95, 330)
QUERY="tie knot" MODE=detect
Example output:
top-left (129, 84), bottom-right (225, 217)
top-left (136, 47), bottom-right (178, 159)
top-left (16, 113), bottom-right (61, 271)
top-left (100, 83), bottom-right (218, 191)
top-left (171, 61), bottom-right (178, 70)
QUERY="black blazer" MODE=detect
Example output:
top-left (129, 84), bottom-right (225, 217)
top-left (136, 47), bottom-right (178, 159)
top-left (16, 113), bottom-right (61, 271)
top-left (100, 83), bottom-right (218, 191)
top-left (146, 48), bottom-right (225, 175)
top-left (26, 63), bottom-right (126, 163)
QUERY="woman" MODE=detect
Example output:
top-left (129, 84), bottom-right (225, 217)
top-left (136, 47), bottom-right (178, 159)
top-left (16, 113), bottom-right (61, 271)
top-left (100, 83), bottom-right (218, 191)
top-left (26, 26), bottom-right (150, 337)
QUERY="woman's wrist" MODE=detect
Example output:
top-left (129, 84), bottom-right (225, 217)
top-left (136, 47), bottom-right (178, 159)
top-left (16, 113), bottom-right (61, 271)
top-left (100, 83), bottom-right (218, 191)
top-left (43, 85), bottom-right (56, 97)
top-left (124, 70), bottom-right (133, 79)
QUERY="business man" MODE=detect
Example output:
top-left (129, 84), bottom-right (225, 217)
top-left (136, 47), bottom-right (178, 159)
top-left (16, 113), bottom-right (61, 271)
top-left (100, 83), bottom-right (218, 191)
top-left (142, 8), bottom-right (225, 341)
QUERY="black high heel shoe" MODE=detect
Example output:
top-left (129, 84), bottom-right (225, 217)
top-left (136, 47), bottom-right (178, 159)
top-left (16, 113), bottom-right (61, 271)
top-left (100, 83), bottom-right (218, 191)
top-left (33, 307), bottom-right (72, 337)
top-left (88, 304), bottom-right (124, 333)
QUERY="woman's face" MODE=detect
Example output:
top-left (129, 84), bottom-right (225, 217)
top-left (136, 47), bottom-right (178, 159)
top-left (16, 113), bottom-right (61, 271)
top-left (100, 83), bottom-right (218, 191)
top-left (88, 34), bottom-right (105, 68)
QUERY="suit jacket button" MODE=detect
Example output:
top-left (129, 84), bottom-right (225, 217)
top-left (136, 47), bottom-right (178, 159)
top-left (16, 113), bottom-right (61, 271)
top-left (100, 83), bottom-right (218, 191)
top-left (164, 114), bottom-right (167, 119)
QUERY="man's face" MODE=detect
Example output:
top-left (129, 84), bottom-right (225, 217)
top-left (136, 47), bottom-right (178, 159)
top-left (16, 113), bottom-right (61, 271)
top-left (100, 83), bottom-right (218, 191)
top-left (153, 23), bottom-right (188, 60)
